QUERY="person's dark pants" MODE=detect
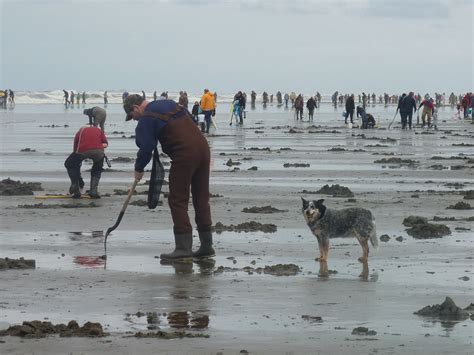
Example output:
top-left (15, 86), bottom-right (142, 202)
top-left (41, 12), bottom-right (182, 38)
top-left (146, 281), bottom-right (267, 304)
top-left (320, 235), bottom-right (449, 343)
top-left (345, 110), bottom-right (354, 123)
top-left (285, 99), bottom-right (288, 108)
top-left (400, 112), bottom-right (408, 129)
top-left (203, 110), bottom-right (212, 133)
top-left (407, 112), bottom-right (413, 128)
top-left (360, 112), bottom-right (368, 129)
top-left (463, 105), bottom-right (468, 118)
top-left (296, 107), bottom-right (303, 119)
top-left (308, 109), bottom-right (314, 121)
top-left (64, 149), bottom-right (104, 187)
top-left (168, 146), bottom-right (212, 236)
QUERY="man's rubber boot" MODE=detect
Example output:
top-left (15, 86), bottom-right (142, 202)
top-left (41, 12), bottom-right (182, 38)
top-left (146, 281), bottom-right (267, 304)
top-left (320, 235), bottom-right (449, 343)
top-left (160, 233), bottom-right (193, 261)
top-left (193, 231), bottom-right (215, 259)
top-left (89, 176), bottom-right (101, 199)
top-left (70, 183), bottom-right (81, 199)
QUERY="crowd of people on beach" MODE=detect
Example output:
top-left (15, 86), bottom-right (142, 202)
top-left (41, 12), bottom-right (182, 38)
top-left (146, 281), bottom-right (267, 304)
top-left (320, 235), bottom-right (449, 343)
top-left (2, 88), bottom-right (473, 128)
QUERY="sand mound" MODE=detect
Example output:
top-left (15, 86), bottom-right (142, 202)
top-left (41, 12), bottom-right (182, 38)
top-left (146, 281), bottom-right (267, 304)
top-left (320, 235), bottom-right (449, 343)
top-left (0, 320), bottom-right (107, 338)
top-left (0, 178), bottom-right (43, 196)
top-left (214, 221), bottom-right (277, 233)
top-left (414, 297), bottom-right (469, 320)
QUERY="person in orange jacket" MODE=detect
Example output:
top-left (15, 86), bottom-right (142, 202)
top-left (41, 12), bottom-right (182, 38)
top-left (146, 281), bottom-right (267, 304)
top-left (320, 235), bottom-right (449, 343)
top-left (200, 89), bottom-right (216, 133)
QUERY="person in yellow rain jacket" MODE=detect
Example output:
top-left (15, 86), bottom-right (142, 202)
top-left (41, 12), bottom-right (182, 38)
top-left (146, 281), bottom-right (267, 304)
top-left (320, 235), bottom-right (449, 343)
top-left (200, 89), bottom-right (216, 133)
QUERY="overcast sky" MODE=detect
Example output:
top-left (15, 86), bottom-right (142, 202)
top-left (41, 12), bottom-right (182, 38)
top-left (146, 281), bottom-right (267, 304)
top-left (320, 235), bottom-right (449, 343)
top-left (1, 0), bottom-right (472, 94)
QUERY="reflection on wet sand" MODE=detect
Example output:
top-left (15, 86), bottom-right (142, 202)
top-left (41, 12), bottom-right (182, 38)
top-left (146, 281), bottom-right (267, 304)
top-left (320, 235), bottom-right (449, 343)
top-left (317, 260), bottom-right (378, 282)
top-left (153, 259), bottom-right (214, 331)
top-left (73, 255), bottom-right (105, 268)
top-left (167, 311), bottom-right (209, 330)
top-left (69, 230), bottom-right (104, 241)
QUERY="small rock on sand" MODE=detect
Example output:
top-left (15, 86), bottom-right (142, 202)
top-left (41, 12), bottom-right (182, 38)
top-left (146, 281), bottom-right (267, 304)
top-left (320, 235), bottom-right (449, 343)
top-left (351, 327), bottom-right (377, 336)
top-left (447, 201), bottom-right (472, 210)
top-left (0, 320), bottom-right (107, 338)
top-left (315, 184), bottom-right (354, 197)
top-left (0, 178), bottom-right (43, 196)
top-left (0, 257), bottom-right (36, 270)
top-left (242, 206), bottom-right (287, 214)
top-left (214, 221), bottom-right (277, 233)
top-left (414, 297), bottom-right (469, 320)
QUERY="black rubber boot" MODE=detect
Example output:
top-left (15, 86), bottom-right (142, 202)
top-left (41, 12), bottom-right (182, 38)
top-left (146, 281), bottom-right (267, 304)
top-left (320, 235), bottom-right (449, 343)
top-left (89, 176), bottom-right (101, 199)
top-left (193, 231), bottom-right (215, 259)
top-left (66, 168), bottom-right (81, 198)
top-left (70, 183), bottom-right (81, 199)
top-left (160, 233), bottom-right (193, 261)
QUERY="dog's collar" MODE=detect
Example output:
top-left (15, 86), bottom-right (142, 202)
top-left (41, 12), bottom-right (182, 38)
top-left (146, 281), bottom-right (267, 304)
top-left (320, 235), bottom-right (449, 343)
top-left (308, 214), bottom-right (322, 229)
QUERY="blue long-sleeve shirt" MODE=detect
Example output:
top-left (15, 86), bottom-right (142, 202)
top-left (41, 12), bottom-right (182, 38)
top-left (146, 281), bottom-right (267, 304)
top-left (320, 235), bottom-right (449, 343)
top-left (134, 100), bottom-right (176, 172)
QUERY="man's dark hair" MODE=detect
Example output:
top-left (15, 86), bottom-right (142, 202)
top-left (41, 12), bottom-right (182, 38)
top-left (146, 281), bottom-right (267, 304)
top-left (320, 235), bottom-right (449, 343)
top-left (123, 94), bottom-right (145, 115)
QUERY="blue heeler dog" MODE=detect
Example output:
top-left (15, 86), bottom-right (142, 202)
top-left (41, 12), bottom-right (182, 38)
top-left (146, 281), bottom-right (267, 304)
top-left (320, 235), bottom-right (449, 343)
top-left (301, 198), bottom-right (378, 263)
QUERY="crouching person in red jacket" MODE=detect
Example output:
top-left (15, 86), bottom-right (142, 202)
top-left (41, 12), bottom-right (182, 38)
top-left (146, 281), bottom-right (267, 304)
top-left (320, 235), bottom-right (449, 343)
top-left (64, 122), bottom-right (108, 198)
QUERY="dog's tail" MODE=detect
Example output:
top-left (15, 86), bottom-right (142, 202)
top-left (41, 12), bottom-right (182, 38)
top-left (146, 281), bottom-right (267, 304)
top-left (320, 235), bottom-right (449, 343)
top-left (369, 217), bottom-right (378, 251)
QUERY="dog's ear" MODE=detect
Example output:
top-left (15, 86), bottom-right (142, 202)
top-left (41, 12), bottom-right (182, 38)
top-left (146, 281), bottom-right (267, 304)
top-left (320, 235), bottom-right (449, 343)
top-left (301, 197), bottom-right (308, 208)
top-left (315, 199), bottom-right (325, 206)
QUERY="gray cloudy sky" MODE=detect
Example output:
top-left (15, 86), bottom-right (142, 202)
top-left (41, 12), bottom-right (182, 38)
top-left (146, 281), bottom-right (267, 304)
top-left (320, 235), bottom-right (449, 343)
top-left (1, 0), bottom-right (472, 93)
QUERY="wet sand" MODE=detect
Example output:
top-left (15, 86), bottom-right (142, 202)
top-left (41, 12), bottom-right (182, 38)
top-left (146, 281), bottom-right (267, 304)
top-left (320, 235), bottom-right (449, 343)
top-left (0, 103), bottom-right (473, 354)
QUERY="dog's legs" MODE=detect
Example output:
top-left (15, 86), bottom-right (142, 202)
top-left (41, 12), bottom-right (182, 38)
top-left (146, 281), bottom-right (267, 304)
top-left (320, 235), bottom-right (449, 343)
top-left (321, 236), bottom-right (330, 262)
top-left (354, 230), bottom-right (369, 263)
top-left (359, 261), bottom-right (369, 280)
top-left (318, 260), bottom-right (329, 278)
top-left (315, 236), bottom-right (327, 262)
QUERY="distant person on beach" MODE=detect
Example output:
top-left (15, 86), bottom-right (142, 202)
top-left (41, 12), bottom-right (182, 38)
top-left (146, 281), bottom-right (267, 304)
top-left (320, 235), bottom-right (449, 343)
top-left (214, 92), bottom-right (217, 103)
top-left (70, 91), bottom-right (75, 105)
top-left (471, 93), bottom-right (474, 121)
top-left (200, 89), bottom-right (216, 133)
top-left (123, 94), bottom-right (214, 261)
top-left (294, 94), bottom-right (304, 120)
top-left (290, 92), bottom-right (296, 107)
top-left (461, 93), bottom-right (471, 119)
top-left (76, 92), bottom-right (80, 105)
top-left (153, 91), bottom-right (157, 101)
top-left (306, 96), bottom-right (317, 121)
top-left (345, 94), bottom-right (355, 124)
top-left (8, 90), bottom-right (14, 105)
top-left (362, 92), bottom-right (367, 109)
top-left (63, 90), bottom-right (70, 106)
top-left (161, 91), bottom-right (168, 99)
top-left (262, 92), bottom-right (269, 105)
top-left (331, 91), bottom-right (338, 107)
top-left (0, 90), bottom-right (6, 108)
top-left (276, 91), bottom-right (282, 104)
top-left (82, 92), bottom-right (86, 104)
top-left (418, 94), bottom-right (434, 127)
top-left (64, 121), bottom-right (108, 199)
top-left (284, 93), bottom-right (289, 108)
top-left (104, 91), bottom-right (108, 105)
top-left (233, 91), bottom-right (246, 125)
top-left (356, 105), bottom-right (371, 129)
top-left (178, 91), bottom-right (189, 109)
top-left (398, 92), bottom-right (417, 129)
top-left (191, 101), bottom-right (200, 125)
top-left (122, 91), bottom-right (129, 103)
top-left (251, 91), bottom-right (257, 107)
top-left (83, 106), bottom-right (107, 132)
top-left (142, 91), bottom-right (146, 100)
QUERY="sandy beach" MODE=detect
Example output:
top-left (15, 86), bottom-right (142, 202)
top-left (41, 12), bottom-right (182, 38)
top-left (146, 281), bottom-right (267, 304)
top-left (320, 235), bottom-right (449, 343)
top-left (0, 102), bottom-right (473, 354)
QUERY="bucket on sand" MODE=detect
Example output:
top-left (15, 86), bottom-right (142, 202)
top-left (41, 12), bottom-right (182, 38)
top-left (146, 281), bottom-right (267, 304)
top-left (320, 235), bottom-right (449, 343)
top-left (347, 122), bottom-right (352, 129)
